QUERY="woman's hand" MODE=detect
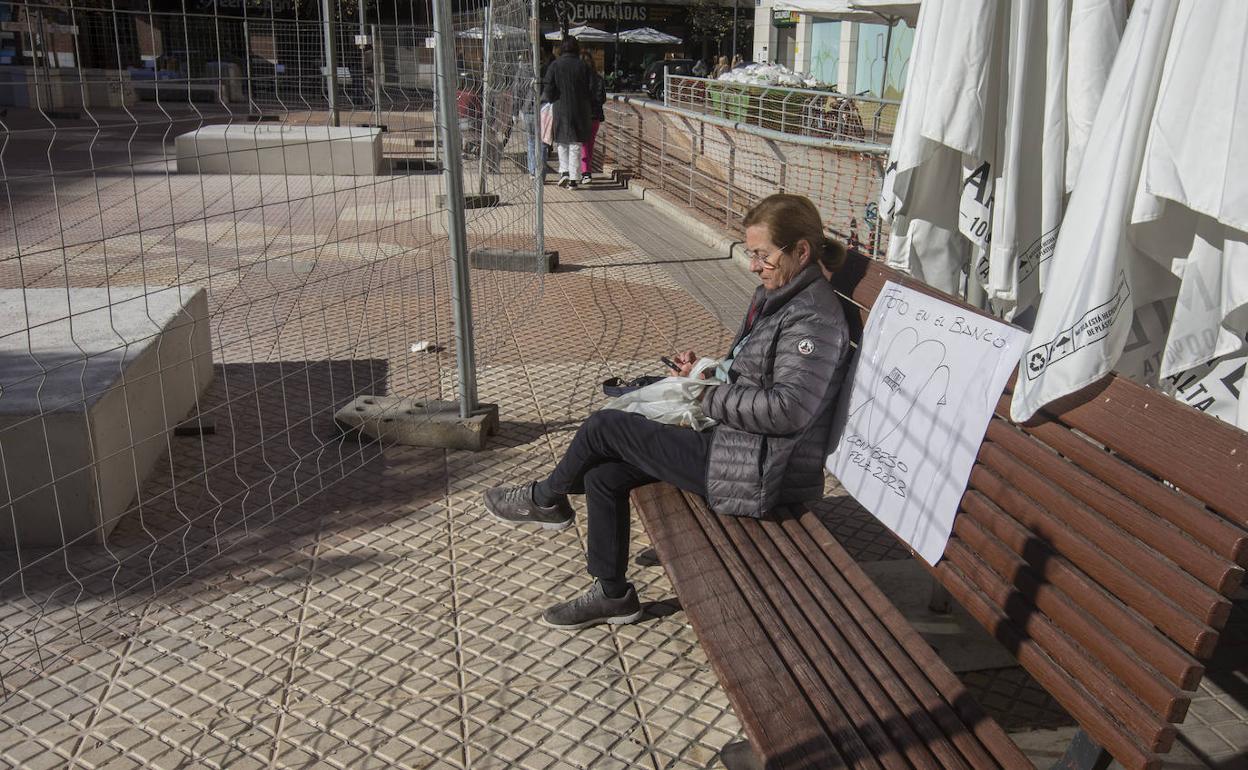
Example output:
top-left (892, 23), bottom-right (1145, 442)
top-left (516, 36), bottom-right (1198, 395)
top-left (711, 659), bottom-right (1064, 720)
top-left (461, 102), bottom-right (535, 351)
top-left (673, 350), bottom-right (698, 377)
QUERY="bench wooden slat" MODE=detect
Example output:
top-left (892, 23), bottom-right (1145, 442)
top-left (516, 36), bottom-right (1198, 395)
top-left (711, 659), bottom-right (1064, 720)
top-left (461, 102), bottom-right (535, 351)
top-left (958, 490), bottom-right (1208, 684)
top-left (791, 515), bottom-right (1031, 770)
top-left (933, 563), bottom-right (1163, 770)
top-left (993, 399), bottom-right (1248, 567)
top-left (830, 253), bottom-right (922, 318)
top-left (724, 514), bottom-right (963, 770)
top-left (634, 483), bottom-right (854, 770)
top-left (977, 440), bottom-right (1231, 628)
top-left (681, 494), bottom-right (902, 769)
top-left (967, 465), bottom-right (1219, 657)
top-left (1031, 377), bottom-right (1248, 528)
top-left (984, 416), bottom-right (1245, 593)
top-left (754, 518), bottom-right (990, 770)
top-left (635, 480), bottom-right (1038, 769)
top-left (943, 539), bottom-right (1176, 751)
top-left (833, 252), bottom-right (1247, 530)
top-left (952, 513), bottom-right (1192, 719)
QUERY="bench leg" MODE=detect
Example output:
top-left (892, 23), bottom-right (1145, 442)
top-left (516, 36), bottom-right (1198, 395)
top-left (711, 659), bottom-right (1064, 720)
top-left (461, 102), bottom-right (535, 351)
top-left (720, 740), bottom-right (764, 770)
top-left (635, 547), bottom-right (661, 567)
top-left (928, 578), bottom-right (952, 614)
top-left (1050, 729), bottom-right (1111, 770)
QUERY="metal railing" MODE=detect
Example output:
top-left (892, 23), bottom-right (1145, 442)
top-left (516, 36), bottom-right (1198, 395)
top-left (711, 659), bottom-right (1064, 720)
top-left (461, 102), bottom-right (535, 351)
top-left (664, 74), bottom-right (900, 148)
top-left (600, 94), bottom-right (890, 259)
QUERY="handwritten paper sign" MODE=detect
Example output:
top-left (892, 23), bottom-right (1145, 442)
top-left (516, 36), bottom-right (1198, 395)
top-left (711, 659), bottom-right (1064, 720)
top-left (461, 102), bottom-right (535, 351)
top-left (826, 281), bottom-right (1028, 565)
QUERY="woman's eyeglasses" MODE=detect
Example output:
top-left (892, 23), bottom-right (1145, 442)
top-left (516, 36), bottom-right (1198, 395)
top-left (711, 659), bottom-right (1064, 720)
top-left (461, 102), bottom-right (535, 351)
top-left (748, 244), bottom-right (789, 269)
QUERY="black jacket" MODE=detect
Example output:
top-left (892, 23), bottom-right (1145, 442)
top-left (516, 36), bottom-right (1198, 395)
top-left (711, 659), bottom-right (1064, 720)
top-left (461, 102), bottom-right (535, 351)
top-left (589, 71), bottom-right (606, 121)
top-left (703, 264), bottom-right (851, 517)
top-left (542, 53), bottom-right (593, 143)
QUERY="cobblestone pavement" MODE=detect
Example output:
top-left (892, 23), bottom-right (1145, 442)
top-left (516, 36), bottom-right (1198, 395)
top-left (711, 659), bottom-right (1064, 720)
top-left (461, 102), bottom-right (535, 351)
top-left (1, 152), bottom-right (1244, 768)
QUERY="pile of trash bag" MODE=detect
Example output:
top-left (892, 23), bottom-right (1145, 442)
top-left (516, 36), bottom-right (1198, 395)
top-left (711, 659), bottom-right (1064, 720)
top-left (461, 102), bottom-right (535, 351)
top-left (717, 63), bottom-right (826, 89)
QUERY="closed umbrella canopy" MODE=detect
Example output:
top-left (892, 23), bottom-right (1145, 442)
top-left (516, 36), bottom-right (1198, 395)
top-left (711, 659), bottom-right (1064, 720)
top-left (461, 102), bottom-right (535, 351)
top-left (544, 25), bottom-right (616, 42)
top-left (1012, 0), bottom-right (1178, 422)
top-left (881, 0), bottom-right (1125, 320)
top-left (616, 27), bottom-right (683, 45)
top-left (1013, 0), bottom-right (1248, 429)
top-left (880, 0), bottom-right (1003, 299)
top-left (1143, 0), bottom-right (1248, 383)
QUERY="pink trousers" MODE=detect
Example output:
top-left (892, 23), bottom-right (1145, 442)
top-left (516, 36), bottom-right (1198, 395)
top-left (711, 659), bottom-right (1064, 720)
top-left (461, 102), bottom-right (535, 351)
top-left (581, 120), bottom-right (601, 175)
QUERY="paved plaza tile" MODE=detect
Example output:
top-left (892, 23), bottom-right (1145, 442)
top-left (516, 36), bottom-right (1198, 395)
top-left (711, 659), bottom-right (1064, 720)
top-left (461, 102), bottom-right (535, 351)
top-left (0, 128), bottom-right (1243, 768)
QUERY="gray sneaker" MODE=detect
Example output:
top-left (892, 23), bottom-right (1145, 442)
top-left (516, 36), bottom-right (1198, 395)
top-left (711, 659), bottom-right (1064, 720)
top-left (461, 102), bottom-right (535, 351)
top-left (541, 582), bottom-right (642, 630)
top-left (483, 483), bottom-right (574, 531)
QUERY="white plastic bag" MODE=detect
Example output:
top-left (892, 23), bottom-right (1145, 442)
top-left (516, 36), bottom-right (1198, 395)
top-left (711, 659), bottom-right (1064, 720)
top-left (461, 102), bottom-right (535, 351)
top-left (718, 62), bottom-right (824, 89)
top-left (600, 358), bottom-right (722, 431)
top-left (540, 102), bottom-right (554, 146)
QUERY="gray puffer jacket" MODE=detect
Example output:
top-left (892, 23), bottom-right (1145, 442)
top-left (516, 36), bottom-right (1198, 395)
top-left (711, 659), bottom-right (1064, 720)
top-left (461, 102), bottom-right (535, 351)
top-left (703, 263), bottom-right (850, 518)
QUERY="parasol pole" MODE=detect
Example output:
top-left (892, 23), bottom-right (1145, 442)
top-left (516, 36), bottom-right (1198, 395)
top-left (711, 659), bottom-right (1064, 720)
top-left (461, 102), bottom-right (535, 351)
top-left (877, 13), bottom-right (898, 98)
top-left (732, 0), bottom-right (738, 61)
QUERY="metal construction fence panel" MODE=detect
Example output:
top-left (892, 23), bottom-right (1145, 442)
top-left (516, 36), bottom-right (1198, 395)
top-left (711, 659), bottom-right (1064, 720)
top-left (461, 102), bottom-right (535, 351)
top-left (664, 75), bottom-right (901, 148)
top-left (600, 96), bottom-right (890, 258)
top-left (0, 2), bottom-right (541, 759)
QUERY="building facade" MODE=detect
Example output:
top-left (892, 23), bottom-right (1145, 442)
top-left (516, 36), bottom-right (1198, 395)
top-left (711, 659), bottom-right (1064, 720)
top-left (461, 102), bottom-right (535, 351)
top-left (541, 0), bottom-right (753, 69)
top-left (751, 0), bottom-right (914, 98)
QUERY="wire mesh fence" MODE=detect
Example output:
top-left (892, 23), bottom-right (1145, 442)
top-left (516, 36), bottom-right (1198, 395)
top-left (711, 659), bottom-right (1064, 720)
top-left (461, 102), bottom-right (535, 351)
top-left (664, 75), bottom-right (900, 147)
top-left (600, 96), bottom-right (890, 258)
top-left (0, 0), bottom-right (540, 756)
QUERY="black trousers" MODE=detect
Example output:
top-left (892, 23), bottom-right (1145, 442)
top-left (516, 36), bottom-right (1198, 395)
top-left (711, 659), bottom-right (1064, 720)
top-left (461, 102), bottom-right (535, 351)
top-left (543, 410), bottom-right (712, 581)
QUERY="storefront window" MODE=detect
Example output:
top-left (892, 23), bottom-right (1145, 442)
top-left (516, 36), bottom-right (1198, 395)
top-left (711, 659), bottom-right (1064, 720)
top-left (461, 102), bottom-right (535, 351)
top-left (809, 20), bottom-right (839, 86)
top-left (773, 24), bottom-right (796, 69)
top-left (854, 20), bottom-right (913, 98)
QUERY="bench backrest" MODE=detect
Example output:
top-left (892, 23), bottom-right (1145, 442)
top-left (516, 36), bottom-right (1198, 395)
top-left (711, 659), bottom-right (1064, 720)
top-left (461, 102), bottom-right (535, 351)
top-left (830, 251), bottom-right (1248, 770)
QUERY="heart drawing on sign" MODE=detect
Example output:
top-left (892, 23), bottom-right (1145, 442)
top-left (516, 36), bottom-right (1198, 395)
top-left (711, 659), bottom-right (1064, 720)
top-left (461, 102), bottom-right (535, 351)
top-left (847, 326), bottom-right (951, 451)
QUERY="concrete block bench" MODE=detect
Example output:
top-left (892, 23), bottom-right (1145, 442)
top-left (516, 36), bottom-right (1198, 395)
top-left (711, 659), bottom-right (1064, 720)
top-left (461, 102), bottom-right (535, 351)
top-left (175, 124), bottom-right (383, 176)
top-left (0, 286), bottom-right (213, 548)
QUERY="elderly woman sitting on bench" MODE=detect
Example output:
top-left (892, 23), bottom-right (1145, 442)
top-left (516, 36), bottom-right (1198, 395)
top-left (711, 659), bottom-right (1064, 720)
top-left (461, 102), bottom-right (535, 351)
top-left (483, 193), bottom-right (852, 629)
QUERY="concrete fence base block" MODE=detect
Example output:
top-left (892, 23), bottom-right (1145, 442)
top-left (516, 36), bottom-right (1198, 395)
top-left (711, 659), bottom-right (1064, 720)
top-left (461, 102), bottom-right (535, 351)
top-left (469, 247), bottom-right (559, 273)
top-left (434, 193), bottom-right (500, 209)
top-left (174, 418), bottom-right (217, 437)
top-left (392, 158), bottom-right (442, 174)
top-left (604, 164), bottom-right (633, 183)
top-left (335, 396), bottom-right (498, 451)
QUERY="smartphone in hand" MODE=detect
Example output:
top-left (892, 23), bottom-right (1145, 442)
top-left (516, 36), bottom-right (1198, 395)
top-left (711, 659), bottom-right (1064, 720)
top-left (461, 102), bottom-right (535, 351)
top-left (660, 356), bottom-right (681, 372)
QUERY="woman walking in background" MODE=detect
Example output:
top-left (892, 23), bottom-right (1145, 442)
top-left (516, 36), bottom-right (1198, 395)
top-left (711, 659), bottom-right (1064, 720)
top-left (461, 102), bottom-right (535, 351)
top-left (580, 51), bottom-right (607, 185)
top-left (542, 37), bottom-right (593, 189)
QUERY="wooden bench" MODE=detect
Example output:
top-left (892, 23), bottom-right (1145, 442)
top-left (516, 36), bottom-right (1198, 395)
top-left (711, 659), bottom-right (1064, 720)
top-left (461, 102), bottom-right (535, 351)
top-left (632, 251), bottom-right (1248, 770)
